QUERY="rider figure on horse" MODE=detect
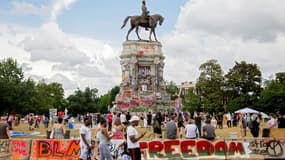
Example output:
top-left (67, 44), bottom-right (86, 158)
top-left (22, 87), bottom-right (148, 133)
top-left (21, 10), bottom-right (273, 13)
top-left (142, 0), bottom-right (150, 31)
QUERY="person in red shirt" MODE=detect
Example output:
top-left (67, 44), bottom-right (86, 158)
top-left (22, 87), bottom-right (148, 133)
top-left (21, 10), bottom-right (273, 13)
top-left (35, 116), bottom-right (42, 128)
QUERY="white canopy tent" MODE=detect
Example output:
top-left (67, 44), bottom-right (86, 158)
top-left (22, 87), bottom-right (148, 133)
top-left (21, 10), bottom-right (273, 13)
top-left (234, 107), bottom-right (260, 114)
top-left (260, 112), bottom-right (269, 118)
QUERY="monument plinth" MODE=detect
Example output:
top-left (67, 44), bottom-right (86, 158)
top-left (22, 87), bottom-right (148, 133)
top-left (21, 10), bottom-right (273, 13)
top-left (116, 41), bottom-right (167, 111)
top-left (116, 0), bottom-right (168, 111)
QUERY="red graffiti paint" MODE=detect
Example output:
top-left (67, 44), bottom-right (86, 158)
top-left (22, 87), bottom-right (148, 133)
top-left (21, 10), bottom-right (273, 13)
top-left (180, 140), bottom-right (196, 157)
top-left (139, 141), bottom-right (148, 150)
top-left (138, 50), bottom-right (144, 56)
top-left (215, 141), bottom-right (227, 156)
top-left (140, 139), bottom-right (246, 159)
top-left (228, 141), bottom-right (245, 155)
top-left (53, 141), bottom-right (64, 157)
top-left (36, 140), bottom-right (81, 159)
top-left (164, 140), bottom-right (180, 158)
top-left (148, 141), bottom-right (164, 158)
top-left (66, 140), bottom-right (80, 157)
top-left (11, 140), bottom-right (28, 156)
top-left (196, 140), bottom-right (215, 156)
top-left (38, 141), bottom-right (52, 157)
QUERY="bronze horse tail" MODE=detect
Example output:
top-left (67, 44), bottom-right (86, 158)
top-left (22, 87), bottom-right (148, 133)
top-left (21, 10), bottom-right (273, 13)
top-left (121, 16), bottom-right (131, 29)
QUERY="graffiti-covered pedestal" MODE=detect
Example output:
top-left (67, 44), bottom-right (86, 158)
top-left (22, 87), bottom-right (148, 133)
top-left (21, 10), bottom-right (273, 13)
top-left (116, 40), bottom-right (168, 111)
top-left (0, 139), bottom-right (11, 159)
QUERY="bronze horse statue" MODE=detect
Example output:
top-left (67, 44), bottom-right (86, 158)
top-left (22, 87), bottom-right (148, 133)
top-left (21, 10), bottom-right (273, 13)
top-left (121, 14), bottom-right (164, 41)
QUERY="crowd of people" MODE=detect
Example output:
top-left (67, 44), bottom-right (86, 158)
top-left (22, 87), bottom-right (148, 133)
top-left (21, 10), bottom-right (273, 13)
top-left (77, 110), bottom-right (285, 160)
top-left (1, 110), bottom-right (285, 160)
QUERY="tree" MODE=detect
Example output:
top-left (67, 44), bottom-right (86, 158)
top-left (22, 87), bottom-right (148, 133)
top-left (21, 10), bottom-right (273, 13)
top-left (182, 88), bottom-right (201, 113)
top-left (29, 81), bottom-right (65, 114)
top-left (97, 94), bottom-right (111, 113)
top-left (258, 73), bottom-right (285, 114)
top-left (0, 58), bottom-right (23, 83)
top-left (16, 78), bottom-right (37, 113)
top-left (110, 86), bottom-right (120, 105)
top-left (276, 72), bottom-right (285, 85)
top-left (96, 85), bottom-right (120, 113)
top-left (165, 81), bottom-right (179, 100)
top-left (224, 61), bottom-right (262, 111)
top-left (66, 87), bottom-right (99, 114)
top-left (0, 58), bottom-right (24, 113)
top-left (196, 59), bottom-right (224, 112)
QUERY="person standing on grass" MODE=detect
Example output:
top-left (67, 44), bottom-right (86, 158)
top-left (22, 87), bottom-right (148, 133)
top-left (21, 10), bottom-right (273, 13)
top-left (177, 112), bottom-right (185, 138)
top-left (249, 114), bottom-right (260, 137)
top-left (126, 112), bottom-right (131, 125)
top-left (98, 117), bottom-right (113, 160)
top-left (147, 112), bottom-right (152, 128)
top-left (152, 114), bottom-right (162, 138)
top-left (215, 112), bottom-right (223, 129)
top-left (52, 117), bottom-right (65, 139)
top-left (266, 113), bottom-right (277, 128)
top-left (79, 116), bottom-right (93, 160)
top-left (112, 118), bottom-right (125, 140)
top-left (194, 112), bottom-right (202, 135)
top-left (43, 115), bottom-right (49, 128)
top-left (277, 113), bottom-right (285, 128)
top-left (120, 112), bottom-right (127, 126)
top-left (7, 114), bottom-right (13, 130)
top-left (0, 118), bottom-right (10, 139)
top-left (35, 116), bottom-right (41, 128)
top-left (239, 114), bottom-right (247, 137)
top-left (226, 112), bottom-right (232, 128)
top-left (28, 114), bottom-right (34, 131)
top-left (127, 116), bottom-right (146, 160)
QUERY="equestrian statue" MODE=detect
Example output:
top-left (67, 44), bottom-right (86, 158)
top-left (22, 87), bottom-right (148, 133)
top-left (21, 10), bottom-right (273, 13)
top-left (121, 0), bottom-right (164, 41)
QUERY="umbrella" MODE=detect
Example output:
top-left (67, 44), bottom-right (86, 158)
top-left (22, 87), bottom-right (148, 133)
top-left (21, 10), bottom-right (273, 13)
top-left (260, 112), bottom-right (269, 118)
top-left (234, 107), bottom-right (260, 114)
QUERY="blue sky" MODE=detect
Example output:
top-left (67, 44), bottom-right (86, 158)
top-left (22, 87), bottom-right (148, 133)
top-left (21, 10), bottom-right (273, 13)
top-left (0, 0), bottom-right (187, 43)
top-left (1, 0), bottom-right (285, 95)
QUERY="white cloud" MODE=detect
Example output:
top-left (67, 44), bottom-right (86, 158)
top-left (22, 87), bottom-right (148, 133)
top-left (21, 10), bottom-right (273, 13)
top-left (11, 1), bottom-right (49, 16)
top-left (176, 0), bottom-right (285, 42)
top-left (8, 0), bottom-right (76, 21)
top-left (50, 0), bottom-right (76, 21)
top-left (161, 0), bottom-right (285, 85)
top-left (0, 22), bottom-right (120, 95)
top-left (77, 64), bottom-right (108, 78)
top-left (47, 73), bottom-right (77, 90)
top-left (3, 0), bottom-right (285, 96)
top-left (21, 62), bottom-right (32, 71)
top-left (22, 22), bottom-right (90, 65)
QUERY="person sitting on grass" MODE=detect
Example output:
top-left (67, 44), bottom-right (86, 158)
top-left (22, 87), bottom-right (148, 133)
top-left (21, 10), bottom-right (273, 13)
top-left (202, 119), bottom-right (216, 141)
top-left (185, 119), bottom-right (199, 139)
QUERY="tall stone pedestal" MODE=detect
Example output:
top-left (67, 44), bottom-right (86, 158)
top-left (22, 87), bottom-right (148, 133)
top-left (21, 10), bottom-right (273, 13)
top-left (116, 41), bottom-right (168, 111)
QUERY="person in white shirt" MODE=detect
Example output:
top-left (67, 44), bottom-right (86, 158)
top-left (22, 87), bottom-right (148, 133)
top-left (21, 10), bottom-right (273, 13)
top-left (185, 119), bottom-right (199, 139)
top-left (127, 116), bottom-right (146, 160)
top-left (120, 112), bottom-right (127, 125)
top-left (79, 116), bottom-right (92, 160)
top-left (98, 117), bottom-right (113, 160)
top-left (226, 112), bottom-right (232, 128)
